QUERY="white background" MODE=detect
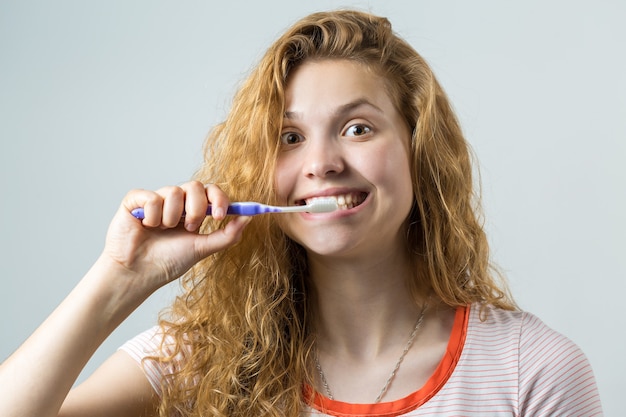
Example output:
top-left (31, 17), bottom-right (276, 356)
top-left (1, 1), bottom-right (623, 415)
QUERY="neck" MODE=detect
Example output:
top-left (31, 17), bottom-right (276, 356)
top-left (308, 249), bottom-right (426, 358)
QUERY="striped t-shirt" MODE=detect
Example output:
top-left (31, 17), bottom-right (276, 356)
top-left (119, 304), bottom-right (603, 416)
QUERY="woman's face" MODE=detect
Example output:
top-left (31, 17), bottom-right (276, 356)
top-left (275, 59), bottom-right (414, 260)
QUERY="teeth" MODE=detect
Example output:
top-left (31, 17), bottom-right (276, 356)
top-left (306, 193), bottom-right (365, 210)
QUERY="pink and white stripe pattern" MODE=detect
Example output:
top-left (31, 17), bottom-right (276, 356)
top-left (120, 305), bottom-right (603, 416)
top-left (306, 306), bottom-right (603, 416)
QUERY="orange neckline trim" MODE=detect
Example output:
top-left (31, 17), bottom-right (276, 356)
top-left (304, 305), bottom-right (469, 417)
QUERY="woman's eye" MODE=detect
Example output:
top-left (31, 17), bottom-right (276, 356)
top-left (280, 132), bottom-right (304, 145)
top-left (345, 124), bottom-right (372, 137)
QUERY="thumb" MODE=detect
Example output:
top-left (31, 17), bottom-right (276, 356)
top-left (193, 216), bottom-right (252, 259)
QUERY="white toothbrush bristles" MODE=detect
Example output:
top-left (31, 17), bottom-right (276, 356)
top-left (305, 198), bottom-right (339, 213)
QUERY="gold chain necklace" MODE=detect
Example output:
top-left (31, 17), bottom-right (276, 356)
top-left (314, 301), bottom-right (429, 403)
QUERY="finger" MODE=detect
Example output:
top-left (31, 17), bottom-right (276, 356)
top-left (194, 216), bottom-right (252, 259)
top-left (180, 181), bottom-right (208, 231)
top-left (156, 186), bottom-right (185, 228)
top-left (204, 183), bottom-right (230, 220)
top-left (122, 189), bottom-right (164, 228)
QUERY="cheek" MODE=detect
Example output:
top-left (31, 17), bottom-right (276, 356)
top-left (367, 143), bottom-right (414, 221)
top-left (394, 151), bottom-right (415, 210)
top-left (274, 156), bottom-right (296, 204)
top-left (366, 142), bottom-right (413, 194)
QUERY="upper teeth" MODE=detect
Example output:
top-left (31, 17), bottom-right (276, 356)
top-left (307, 193), bottom-right (364, 210)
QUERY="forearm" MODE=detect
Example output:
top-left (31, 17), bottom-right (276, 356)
top-left (0, 184), bottom-right (250, 417)
top-left (0, 256), bottom-right (153, 417)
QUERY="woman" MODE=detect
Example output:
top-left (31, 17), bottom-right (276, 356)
top-left (0, 10), bottom-right (602, 417)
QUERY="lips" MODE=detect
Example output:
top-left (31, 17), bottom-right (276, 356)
top-left (302, 192), bottom-right (368, 210)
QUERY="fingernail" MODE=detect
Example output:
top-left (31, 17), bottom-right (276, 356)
top-left (213, 207), bottom-right (225, 219)
top-left (186, 222), bottom-right (199, 232)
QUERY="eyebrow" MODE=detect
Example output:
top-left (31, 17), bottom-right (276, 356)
top-left (283, 98), bottom-right (384, 120)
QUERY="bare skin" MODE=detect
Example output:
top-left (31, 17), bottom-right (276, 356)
top-left (0, 182), bottom-right (251, 417)
top-left (276, 60), bottom-right (456, 403)
top-left (0, 60), bottom-right (457, 415)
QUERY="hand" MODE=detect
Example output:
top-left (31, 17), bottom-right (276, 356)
top-left (101, 181), bottom-right (250, 293)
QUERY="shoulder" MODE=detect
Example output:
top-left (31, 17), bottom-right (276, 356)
top-left (464, 303), bottom-right (525, 351)
top-left (515, 310), bottom-right (603, 415)
top-left (118, 326), bottom-right (180, 397)
top-left (467, 303), bottom-right (584, 352)
top-left (119, 326), bottom-right (167, 358)
top-left (466, 305), bottom-right (603, 416)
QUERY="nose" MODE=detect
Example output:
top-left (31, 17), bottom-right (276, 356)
top-left (302, 136), bottom-right (344, 178)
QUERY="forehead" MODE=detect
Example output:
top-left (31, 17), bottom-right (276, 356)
top-left (284, 59), bottom-right (394, 112)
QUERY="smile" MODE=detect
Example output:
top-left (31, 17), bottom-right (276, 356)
top-left (302, 192), bottom-right (368, 210)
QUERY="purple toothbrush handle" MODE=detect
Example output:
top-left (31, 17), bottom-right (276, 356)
top-left (225, 202), bottom-right (281, 215)
top-left (130, 202), bottom-right (279, 219)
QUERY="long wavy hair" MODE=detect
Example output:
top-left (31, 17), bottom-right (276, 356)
top-left (154, 9), bottom-right (516, 416)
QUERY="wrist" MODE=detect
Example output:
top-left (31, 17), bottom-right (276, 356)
top-left (78, 255), bottom-right (157, 330)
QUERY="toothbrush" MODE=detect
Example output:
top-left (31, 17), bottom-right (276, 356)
top-left (130, 197), bottom-right (338, 220)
